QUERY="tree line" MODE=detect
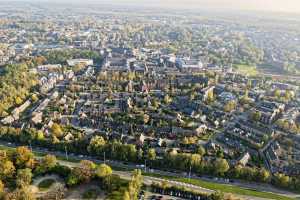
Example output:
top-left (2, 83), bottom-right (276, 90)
top-left (0, 126), bottom-right (299, 193)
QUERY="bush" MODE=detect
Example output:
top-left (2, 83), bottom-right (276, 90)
top-left (38, 179), bottom-right (56, 191)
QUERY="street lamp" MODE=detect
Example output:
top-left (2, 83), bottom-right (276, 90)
top-left (104, 151), bottom-right (106, 164)
top-left (64, 145), bottom-right (68, 161)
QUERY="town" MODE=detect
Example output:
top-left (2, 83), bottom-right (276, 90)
top-left (0, 1), bottom-right (300, 200)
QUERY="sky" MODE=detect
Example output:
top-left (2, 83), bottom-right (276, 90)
top-left (6, 0), bottom-right (300, 14)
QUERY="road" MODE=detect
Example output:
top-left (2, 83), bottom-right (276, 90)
top-left (0, 142), bottom-right (298, 200)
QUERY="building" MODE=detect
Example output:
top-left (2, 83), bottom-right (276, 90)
top-left (67, 59), bottom-right (93, 67)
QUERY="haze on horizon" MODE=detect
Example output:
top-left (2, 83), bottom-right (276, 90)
top-left (9, 0), bottom-right (300, 14)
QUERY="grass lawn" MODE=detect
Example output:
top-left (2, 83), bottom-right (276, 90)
top-left (234, 64), bottom-right (258, 76)
top-left (38, 179), bottom-right (56, 191)
top-left (143, 173), bottom-right (294, 200)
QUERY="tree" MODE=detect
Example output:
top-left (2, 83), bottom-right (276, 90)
top-left (206, 90), bottom-right (214, 103)
top-left (67, 171), bottom-right (80, 186)
top-left (36, 131), bottom-right (45, 141)
top-left (274, 173), bottom-right (290, 188)
top-left (197, 145), bottom-right (206, 156)
top-left (87, 135), bottom-right (106, 155)
top-left (36, 154), bottom-right (57, 174)
top-left (96, 164), bottom-right (112, 178)
top-left (51, 123), bottom-right (63, 138)
top-left (0, 160), bottom-right (15, 180)
top-left (214, 158), bottom-right (230, 176)
top-left (210, 191), bottom-right (225, 200)
top-left (78, 160), bottom-right (96, 183)
top-left (190, 154), bottom-right (202, 167)
top-left (15, 97), bottom-right (23, 105)
top-left (123, 191), bottom-right (130, 200)
top-left (96, 164), bottom-right (113, 190)
top-left (128, 170), bottom-right (143, 200)
top-left (14, 146), bottom-right (35, 169)
top-left (251, 111), bottom-right (261, 122)
top-left (137, 148), bottom-right (144, 161)
top-left (257, 168), bottom-right (270, 183)
top-left (147, 148), bottom-right (156, 161)
top-left (31, 94), bottom-right (39, 102)
top-left (4, 187), bottom-right (36, 200)
top-left (16, 168), bottom-right (33, 188)
top-left (41, 183), bottom-right (66, 200)
top-left (0, 150), bottom-right (7, 161)
top-left (0, 180), bottom-right (4, 197)
top-left (224, 100), bottom-right (236, 112)
top-left (43, 154), bottom-right (57, 169)
top-left (164, 94), bottom-right (172, 104)
top-left (274, 89), bottom-right (281, 98)
top-left (285, 90), bottom-right (293, 101)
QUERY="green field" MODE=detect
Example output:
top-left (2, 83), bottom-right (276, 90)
top-left (143, 173), bottom-right (294, 200)
top-left (234, 64), bottom-right (258, 76)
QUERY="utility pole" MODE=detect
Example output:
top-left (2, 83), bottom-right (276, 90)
top-left (65, 146), bottom-right (68, 161)
top-left (104, 152), bottom-right (106, 164)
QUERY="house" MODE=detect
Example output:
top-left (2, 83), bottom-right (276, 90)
top-left (37, 64), bottom-right (61, 72)
top-left (195, 124), bottom-right (208, 135)
top-left (176, 58), bottom-right (203, 70)
top-left (256, 101), bottom-right (285, 124)
top-left (67, 59), bottom-right (93, 67)
top-left (200, 86), bottom-right (215, 101)
top-left (218, 92), bottom-right (236, 103)
top-left (237, 152), bottom-right (251, 166)
top-left (1, 116), bottom-right (15, 125)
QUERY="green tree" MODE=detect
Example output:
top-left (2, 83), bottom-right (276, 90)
top-left (16, 168), bottom-right (32, 188)
top-left (4, 187), bottom-right (36, 200)
top-left (147, 148), bottom-right (156, 161)
top-left (257, 168), bottom-right (270, 183)
top-left (0, 160), bottom-right (15, 180)
top-left (36, 154), bottom-right (57, 174)
top-left (274, 89), bottom-right (281, 98)
top-left (214, 158), bottom-right (230, 176)
top-left (197, 145), bottom-right (206, 156)
top-left (224, 100), bottom-right (236, 112)
top-left (274, 173), bottom-right (290, 188)
top-left (14, 146), bottom-right (34, 169)
top-left (51, 123), bottom-right (63, 138)
top-left (96, 164), bottom-right (113, 179)
top-left (0, 180), bottom-right (4, 198)
top-left (96, 164), bottom-right (113, 190)
top-left (251, 111), bottom-right (261, 121)
top-left (87, 135), bottom-right (106, 155)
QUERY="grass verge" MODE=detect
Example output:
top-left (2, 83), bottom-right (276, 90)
top-left (143, 173), bottom-right (294, 200)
